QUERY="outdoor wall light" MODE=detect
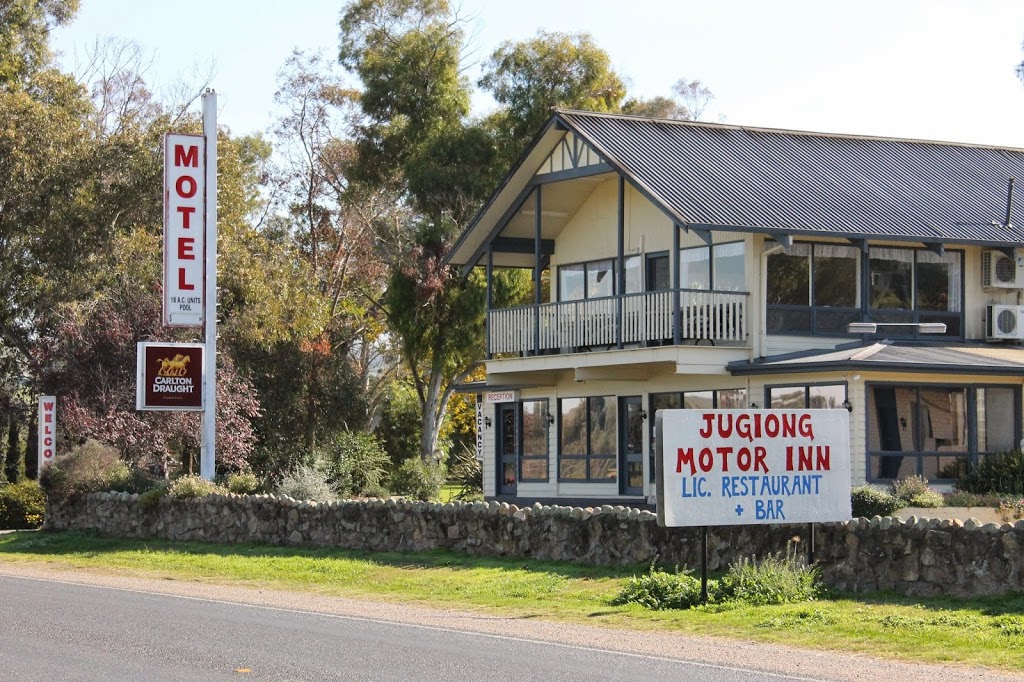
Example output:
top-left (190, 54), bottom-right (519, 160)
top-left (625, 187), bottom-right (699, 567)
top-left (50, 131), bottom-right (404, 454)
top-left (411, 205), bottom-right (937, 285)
top-left (841, 399), bottom-right (853, 413)
top-left (749, 402), bottom-right (759, 409)
top-left (547, 413), bottom-right (555, 425)
top-left (638, 409), bottom-right (648, 421)
top-left (484, 417), bottom-right (492, 428)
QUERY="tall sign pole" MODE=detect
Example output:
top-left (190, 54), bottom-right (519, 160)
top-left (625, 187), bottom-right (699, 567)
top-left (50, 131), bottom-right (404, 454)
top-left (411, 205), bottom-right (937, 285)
top-left (200, 90), bottom-right (218, 480)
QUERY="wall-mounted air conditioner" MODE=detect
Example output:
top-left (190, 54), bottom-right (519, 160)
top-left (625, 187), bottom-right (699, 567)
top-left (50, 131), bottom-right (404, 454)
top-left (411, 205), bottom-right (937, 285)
top-left (982, 250), bottom-right (1024, 289)
top-left (987, 304), bottom-right (1024, 340)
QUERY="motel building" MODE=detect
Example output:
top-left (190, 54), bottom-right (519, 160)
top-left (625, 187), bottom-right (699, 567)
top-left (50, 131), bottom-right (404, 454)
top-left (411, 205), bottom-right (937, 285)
top-left (447, 110), bottom-right (1024, 507)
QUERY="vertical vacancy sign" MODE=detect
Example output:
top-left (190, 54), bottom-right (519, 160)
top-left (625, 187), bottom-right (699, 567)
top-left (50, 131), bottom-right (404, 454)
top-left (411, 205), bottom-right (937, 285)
top-left (163, 133), bottom-right (205, 327)
top-left (38, 396), bottom-right (56, 468)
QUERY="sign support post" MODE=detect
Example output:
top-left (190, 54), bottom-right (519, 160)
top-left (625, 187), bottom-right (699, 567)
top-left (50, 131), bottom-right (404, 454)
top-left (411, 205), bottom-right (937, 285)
top-left (200, 90), bottom-right (218, 481)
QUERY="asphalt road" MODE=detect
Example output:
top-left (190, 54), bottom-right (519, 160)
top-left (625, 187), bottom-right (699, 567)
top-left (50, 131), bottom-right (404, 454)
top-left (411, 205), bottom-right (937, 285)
top-left (0, 567), bottom-right (1018, 682)
top-left (0, 574), bottom-right (809, 681)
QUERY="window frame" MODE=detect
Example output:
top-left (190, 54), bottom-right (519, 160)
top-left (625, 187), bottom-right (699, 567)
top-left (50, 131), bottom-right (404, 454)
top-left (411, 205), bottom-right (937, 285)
top-left (865, 382), bottom-right (1022, 483)
top-left (764, 382), bottom-right (848, 410)
top-left (557, 255), bottom-right (643, 302)
top-left (557, 395), bottom-right (618, 483)
top-left (764, 240), bottom-right (964, 339)
top-left (518, 399), bottom-right (551, 483)
top-left (678, 240), bottom-right (748, 293)
top-left (648, 388), bottom-right (749, 482)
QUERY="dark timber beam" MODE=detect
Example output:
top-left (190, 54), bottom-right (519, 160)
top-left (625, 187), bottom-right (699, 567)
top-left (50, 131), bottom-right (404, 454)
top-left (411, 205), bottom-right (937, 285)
top-left (531, 162), bottom-right (614, 184)
top-left (616, 175), bottom-right (625, 349)
top-left (689, 227), bottom-right (713, 246)
top-left (673, 223), bottom-right (681, 346)
top-left (490, 237), bottom-right (555, 255)
top-left (534, 186), bottom-right (542, 355)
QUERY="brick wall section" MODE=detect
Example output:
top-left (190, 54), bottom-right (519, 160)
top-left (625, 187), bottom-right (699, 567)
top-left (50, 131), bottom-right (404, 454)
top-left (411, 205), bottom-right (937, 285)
top-left (45, 493), bottom-right (1024, 598)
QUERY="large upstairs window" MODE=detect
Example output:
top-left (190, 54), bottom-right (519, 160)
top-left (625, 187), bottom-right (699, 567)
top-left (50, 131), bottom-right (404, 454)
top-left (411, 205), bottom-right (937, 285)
top-left (558, 256), bottom-right (641, 301)
top-left (766, 242), bottom-right (962, 338)
top-left (766, 242), bottom-right (859, 334)
top-left (680, 241), bottom-right (746, 291)
top-left (869, 247), bottom-right (962, 337)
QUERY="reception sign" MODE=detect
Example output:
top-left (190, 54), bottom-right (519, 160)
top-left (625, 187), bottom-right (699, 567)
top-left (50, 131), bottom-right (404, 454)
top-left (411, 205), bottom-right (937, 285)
top-left (136, 342), bottom-right (204, 411)
top-left (656, 409), bottom-right (851, 527)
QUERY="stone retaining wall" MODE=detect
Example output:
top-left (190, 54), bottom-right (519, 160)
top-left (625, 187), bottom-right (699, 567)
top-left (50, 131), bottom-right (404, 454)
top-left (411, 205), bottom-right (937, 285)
top-left (45, 492), bottom-right (1024, 598)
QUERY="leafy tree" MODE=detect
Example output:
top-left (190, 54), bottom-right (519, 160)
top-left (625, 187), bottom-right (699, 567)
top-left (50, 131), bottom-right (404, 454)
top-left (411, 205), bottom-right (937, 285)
top-left (0, 0), bottom-right (79, 90)
top-left (339, 0), bottom-right (471, 189)
top-left (624, 78), bottom-right (715, 121)
top-left (479, 30), bottom-right (627, 160)
top-left (31, 274), bottom-right (259, 476)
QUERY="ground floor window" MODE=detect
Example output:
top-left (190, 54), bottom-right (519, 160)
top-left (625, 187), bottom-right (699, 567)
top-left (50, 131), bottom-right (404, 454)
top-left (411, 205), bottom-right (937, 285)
top-left (559, 396), bottom-right (617, 481)
top-left (520, 400), bottom-right (550, 482)
top-left (648, 388), bottom-right (748, 481)
top-left (867, 384), bottom-right (1020, 481)
top-left (766, 383), bottom-right (847, 409)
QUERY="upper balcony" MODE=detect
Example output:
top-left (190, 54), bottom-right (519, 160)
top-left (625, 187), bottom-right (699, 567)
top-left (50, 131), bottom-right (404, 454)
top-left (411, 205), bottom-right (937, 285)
top-left (488, 288), bottom-right (748, 357)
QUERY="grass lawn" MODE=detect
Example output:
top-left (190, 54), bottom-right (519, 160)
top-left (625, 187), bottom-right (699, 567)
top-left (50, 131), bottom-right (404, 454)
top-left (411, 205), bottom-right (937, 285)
top-left (3, 531), bottom-right (1024, 672)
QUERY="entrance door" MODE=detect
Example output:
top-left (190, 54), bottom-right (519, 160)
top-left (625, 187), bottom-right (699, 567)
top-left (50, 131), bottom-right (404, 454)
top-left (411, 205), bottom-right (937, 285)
top-left (619, 396), bottom-right (644, 496)
top-left (496, 403), bottom-right (518, 496)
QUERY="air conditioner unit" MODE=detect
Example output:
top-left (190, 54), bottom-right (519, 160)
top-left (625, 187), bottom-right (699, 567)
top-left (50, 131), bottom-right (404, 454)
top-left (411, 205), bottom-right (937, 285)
top-left (987, 304), bottom-right (1024, 340)
top-left (982, 250), bottom-right (1023, 289)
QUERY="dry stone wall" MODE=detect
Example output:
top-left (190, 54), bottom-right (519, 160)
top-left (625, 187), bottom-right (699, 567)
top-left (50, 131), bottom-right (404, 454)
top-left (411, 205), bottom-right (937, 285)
top-left (45, 492), bottom-right (1024, 598)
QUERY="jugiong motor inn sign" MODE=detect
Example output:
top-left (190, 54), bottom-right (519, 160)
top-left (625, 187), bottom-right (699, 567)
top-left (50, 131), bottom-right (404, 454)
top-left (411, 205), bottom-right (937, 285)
top-left (656, 409), bottom-right (851, 527)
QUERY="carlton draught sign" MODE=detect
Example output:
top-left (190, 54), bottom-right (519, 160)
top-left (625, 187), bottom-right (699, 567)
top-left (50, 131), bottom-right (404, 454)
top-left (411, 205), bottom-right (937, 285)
top-left (656, 409), bottom-right (851, 527)
top-left (136, 342), bottom-right (204, 411)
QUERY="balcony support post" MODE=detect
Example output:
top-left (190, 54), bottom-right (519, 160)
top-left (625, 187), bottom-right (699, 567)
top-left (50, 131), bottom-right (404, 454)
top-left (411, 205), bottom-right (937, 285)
top-left (486, 243), bottom-right (493, 359)
top-left (673, 223), bottom-right (681, 346)
top-left (616, 175), bottom-right (625, 349)
top-left (534, 186), bottom-right (542, 355)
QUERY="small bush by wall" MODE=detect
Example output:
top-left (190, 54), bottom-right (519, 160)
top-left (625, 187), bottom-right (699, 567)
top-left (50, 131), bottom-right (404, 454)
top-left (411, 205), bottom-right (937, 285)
top-left (44, 493), bottom-right (1024, 599)
top-left (0, 481), bottom-right (45, 529)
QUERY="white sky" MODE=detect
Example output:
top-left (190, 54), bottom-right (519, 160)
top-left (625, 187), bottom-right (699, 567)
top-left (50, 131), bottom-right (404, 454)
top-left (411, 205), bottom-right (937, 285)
top-left (52, 0), bottom-right (1024, 147)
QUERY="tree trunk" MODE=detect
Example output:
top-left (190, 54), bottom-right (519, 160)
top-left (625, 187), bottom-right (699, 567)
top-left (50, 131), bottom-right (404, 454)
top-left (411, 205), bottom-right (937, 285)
top-left (6, 417), bottom-right (20, 483)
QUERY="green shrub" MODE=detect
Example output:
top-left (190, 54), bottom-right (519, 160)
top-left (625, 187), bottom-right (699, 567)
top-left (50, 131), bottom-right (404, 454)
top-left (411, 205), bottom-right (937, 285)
top-left (719, 549), bottom-right (822, 606)
top-left (39, 440), bottom-right (131, 500)
top-left (447, 445), bottom-right (483, 501)
top-left (892, 475), bottom-right (943, 508)
top-left (138, 485), bottom-right (169, 512)
top-left (315, 431), bottom-right (390, 498)
top-left (275, 465), bottom-right (336, 502)
top-left (167, 475), bottom-right (225, 500)
top-left (389, 457), bottom-right (446, 501)
top-left (958, 450), bottom-right (1024, 495)
top-left (613, 566), bottom-right (710, 610)
top-left (944, 490), bottom-right (1001, 508)
top-left (851, 485), bottom-right (903, 518)
top-left (0, 481), bottom-right (45, 529)
top-left (225, 471), bottom-right (262, 495)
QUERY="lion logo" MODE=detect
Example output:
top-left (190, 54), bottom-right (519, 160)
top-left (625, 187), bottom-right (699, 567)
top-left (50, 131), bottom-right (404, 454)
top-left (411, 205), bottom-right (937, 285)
top-left (156, 354), bottom-right (191, 377)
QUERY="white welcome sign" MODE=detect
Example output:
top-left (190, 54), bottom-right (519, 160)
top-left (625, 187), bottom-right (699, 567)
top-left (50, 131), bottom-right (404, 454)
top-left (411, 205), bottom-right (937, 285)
top-left (656, 409), bottom-right (851, 527)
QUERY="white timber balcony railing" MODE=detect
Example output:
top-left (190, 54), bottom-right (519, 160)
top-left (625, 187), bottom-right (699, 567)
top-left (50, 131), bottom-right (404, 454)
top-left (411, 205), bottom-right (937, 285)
top-left (487, 289), bottom-right (748, 356)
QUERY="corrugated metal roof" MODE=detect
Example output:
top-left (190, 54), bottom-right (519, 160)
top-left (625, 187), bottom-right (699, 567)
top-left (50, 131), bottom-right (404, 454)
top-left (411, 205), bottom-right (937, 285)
top-left (728, 342), bottom-right (1024, 376)
top-left (557, 110), bottom-right (1024, 245)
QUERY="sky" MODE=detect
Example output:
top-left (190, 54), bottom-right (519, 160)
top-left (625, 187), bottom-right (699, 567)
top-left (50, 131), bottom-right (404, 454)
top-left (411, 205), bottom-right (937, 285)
top-left (51, 0), bottom-right (1024, 148)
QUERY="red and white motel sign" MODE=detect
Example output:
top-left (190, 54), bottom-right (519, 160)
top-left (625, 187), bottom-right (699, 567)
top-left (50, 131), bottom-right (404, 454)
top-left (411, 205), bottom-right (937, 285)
top-left (163, 133), bottom-right (205, 328)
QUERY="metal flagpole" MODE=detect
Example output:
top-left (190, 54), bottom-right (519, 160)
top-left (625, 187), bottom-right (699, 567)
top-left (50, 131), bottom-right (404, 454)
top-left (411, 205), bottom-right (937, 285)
top-left (200, 90), bottom-right (218, 480)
